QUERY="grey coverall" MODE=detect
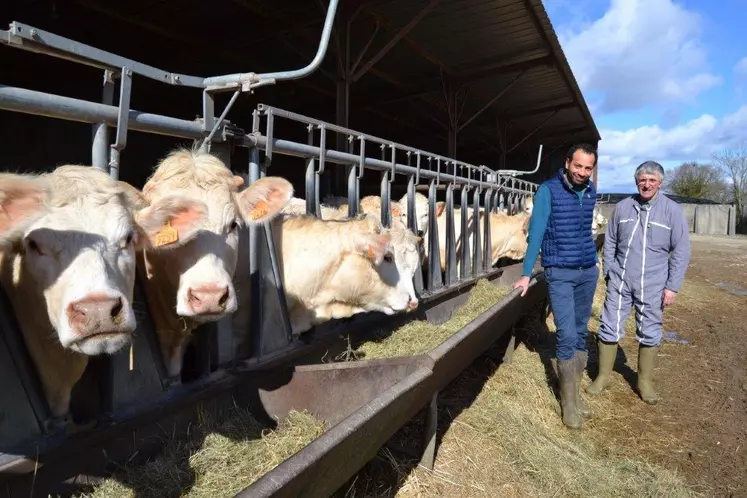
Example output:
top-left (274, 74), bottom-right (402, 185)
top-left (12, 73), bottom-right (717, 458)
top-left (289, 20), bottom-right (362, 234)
top-left (598, 193), bottom-right (691, 346)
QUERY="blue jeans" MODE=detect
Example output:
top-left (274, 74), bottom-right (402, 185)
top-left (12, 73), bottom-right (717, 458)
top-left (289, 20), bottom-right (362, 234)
top-left (545, 265), bottom-right (599, 361)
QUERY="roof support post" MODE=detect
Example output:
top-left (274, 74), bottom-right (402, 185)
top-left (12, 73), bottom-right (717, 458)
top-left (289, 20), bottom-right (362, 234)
top-left (333, 4), bottom-right (352, 196)
top-left (446, 78), bottom-right (458, 158)
top-left (497, 117), bottom-right (509, 169)
top-left (351, 0), bottom-right (439, 82)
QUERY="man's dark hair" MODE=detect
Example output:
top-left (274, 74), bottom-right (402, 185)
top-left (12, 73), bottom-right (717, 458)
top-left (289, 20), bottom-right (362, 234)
top-left (566, 143), bottom-right (598, 166)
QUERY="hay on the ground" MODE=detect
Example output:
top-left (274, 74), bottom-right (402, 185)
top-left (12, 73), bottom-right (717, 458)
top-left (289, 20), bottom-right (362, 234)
top-left (340, 297), bottom-right (700, 498)
top-left (353, 279), bottom-right (513, 360)
top-left (78, 407), bottom-right (326, 498)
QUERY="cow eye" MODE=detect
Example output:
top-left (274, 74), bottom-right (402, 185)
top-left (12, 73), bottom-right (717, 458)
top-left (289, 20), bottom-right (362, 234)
top-left (228, 220), bottom-right (240, 233)
top-left (383, 252), bottom-right (394, 263)
top-left (123, 231), bottom-right (135, 248)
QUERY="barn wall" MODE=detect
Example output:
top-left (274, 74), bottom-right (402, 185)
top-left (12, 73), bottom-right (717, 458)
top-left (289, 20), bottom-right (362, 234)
top-left (596, 201), bottom-right (738, 236)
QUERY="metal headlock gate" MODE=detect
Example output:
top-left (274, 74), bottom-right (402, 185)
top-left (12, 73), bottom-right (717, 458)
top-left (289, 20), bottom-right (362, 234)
top-left (0, 1), bottom-right (552, 496)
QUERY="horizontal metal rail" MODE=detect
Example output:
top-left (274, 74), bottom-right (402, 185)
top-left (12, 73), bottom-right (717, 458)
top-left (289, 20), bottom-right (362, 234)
top-left (0, 0), bottom-right (340, 92)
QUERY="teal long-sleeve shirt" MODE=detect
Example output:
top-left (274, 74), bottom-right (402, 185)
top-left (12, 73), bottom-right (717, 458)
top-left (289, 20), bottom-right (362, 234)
top-left (520, 182), bottom-right (596, 277)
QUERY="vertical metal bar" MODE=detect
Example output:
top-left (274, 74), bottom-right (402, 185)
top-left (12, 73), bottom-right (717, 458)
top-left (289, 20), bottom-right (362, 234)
top-left (92, 70), bottom-right (115, 171)
top-left (202, 88), bottom-right (216, 135)
top-left (305, 124), bottom-right (317, 216)
top-left (483, 187), bottom-right (493, 272)
top-left (347, 137), bottom-right (358, 218)
top-left (108, 67), bottom-right (132, 180)
top-left (426, 159), bottom-right (443, 291)
top-left (459, 174), bottom-right (470, 280)
top-left (248, 144), bottom-right (262, 358)
top-left (406, 152), bottom-right (425, 294)
top-left (379, 144), bottom-right (391, 227)
top-left (315, 124), bottom-right (326, 217)
top-left (471, 182), bottom-right (482, 277)
top-left (444, 182), bottom-right (456, 285)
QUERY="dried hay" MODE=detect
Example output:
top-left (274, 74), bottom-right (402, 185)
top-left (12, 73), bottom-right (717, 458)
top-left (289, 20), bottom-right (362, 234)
top-left (338, 270), bottom-right (700, 498)
top-left (353, 279), bottom-right (513, 360)
top-left (76, 407), bottom-right (326, 498)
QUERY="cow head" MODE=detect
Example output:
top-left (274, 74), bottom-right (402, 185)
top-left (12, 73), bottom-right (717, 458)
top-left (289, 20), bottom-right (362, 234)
top-left (398, 192), bottom-right (431, 237)
top-left (493, 212), bottom-right (530, 262)
top-left (319, 215), bottom-right (415, 316)
top-left (380, 221), bottom-right (422, 312)
top-left (141, 149), bottom-right (292, 324)
top-left (2, 166), bottom-right (207, 356)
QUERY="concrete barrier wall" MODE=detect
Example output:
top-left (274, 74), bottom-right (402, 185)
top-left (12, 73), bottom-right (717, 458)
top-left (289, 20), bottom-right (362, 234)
top-left (595, 199), bottom-right (737, 236)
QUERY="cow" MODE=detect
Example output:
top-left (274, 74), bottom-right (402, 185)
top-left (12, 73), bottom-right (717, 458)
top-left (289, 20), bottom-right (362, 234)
top-left (424, 202), bottom-right (530, 273)
top-left (398, 191), bottom-right (433, 237)
top-left (131, 148), bottom-right (294, 378)
top-left (592, 206), bottom-right (607, 236)
top-left (0, 165), bottom-right (207, 422)
top-left (230, 211), bottom-right (420, 356)
top-left (319, 194), bottom-right (407, 226)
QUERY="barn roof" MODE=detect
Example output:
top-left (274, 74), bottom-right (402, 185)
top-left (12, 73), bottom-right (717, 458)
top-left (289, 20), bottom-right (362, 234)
top-left (2, 0), bottom-right (599, 180)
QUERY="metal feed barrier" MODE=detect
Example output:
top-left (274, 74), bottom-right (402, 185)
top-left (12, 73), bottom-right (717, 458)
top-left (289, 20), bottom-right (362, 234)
top-left (0, 3), bottom-right (550, 496)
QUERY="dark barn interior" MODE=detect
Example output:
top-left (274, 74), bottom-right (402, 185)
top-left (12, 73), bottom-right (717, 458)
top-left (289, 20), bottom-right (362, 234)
top-left (1, 0), bottom-right (600, 197)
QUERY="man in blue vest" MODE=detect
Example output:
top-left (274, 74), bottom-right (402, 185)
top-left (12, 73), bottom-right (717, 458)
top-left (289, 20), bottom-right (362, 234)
top-left (513, 143), bottom-right (599, 430)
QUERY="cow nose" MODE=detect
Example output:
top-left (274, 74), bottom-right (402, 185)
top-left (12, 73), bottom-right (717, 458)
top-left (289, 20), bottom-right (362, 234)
top-left (407, 297), bottom-right (419, 312)
top-left (187, 284), bottom-right (230, 314)
top-left (67, 295), bottom-right (125, 335)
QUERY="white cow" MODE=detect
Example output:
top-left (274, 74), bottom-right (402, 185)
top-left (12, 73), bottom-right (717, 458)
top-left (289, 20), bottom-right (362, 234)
top-left (0, 166), bottom-right (207, 420)
top-left (129, 148), bottom-right (294, 378)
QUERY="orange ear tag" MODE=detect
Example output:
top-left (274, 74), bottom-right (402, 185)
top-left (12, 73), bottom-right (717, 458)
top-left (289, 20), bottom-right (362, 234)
top-left (249, 200), bottom-right (270, 221)
top-left (154, 221), bottom-right (179, 247)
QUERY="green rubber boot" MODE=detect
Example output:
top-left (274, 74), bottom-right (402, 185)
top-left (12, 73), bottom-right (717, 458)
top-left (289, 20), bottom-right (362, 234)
top-left (586, 341), bottom-right (618, 396)
top-left (574, 351), bottom-right (593, 419)
top-left (637, 345), bottom-right (660, 405)
top-left (557, 358), bottom-right (582, 429)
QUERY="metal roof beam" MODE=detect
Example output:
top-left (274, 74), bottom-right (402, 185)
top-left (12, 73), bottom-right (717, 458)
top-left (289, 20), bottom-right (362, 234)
top-left (353, 54), bottom-right (553, 108)
top-left (504, 101), bottom-right (575, 119)
top-left (457, 70), bottom-right (525, 132)
top-left (507, 110), bottom-right (558, 154)
top-left (457, 55), bottom-right (555, 84)
top-left (351, 0), bottom-right (440, 82)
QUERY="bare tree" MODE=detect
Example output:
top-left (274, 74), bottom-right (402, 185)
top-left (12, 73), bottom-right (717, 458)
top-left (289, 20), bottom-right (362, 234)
top-left (712, 142), bottom-right (747, 231)
top-left (664, 161), bottom-right (730, 202)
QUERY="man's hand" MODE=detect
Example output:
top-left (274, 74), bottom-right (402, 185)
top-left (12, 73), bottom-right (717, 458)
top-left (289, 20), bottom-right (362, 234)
top-left (662, 289), bottom-right (677, 307)
top-left (513, 276), bottom-right (531, 297)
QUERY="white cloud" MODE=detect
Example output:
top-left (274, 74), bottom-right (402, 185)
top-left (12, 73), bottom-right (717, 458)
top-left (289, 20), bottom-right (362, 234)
top-left (559, 0), bottom-right (722, 113)
top-left (735, 57), bottom-right (747, 77)
top-left (597, 106), bottom-right (747, 191)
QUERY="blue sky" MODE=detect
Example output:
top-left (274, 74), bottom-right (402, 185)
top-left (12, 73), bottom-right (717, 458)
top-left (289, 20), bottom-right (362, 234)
top-left (544, 0), bottom-right (747, 193)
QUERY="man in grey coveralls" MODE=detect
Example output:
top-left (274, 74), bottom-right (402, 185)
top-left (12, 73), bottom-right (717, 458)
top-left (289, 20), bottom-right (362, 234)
top-left (587, 161), bottom-right (691, 404)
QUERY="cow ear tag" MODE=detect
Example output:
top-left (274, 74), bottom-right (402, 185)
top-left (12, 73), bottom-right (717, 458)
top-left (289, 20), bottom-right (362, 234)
top-left (249, 200), bottom-right (270, 220)
top-left (154, 221), bottom-right (179, 247)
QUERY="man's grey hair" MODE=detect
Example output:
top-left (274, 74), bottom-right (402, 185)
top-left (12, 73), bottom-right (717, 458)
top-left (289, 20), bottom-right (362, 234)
top-left (634, 161), bottom-right (665, 181)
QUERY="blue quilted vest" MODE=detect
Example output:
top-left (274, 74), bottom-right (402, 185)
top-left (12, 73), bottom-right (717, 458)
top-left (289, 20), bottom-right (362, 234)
top-left (541, 168), bottom-right (597, 269)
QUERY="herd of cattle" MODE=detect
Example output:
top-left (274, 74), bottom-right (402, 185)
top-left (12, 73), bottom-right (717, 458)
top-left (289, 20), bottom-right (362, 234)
top-left (0, 147), bottom-right (609, 431)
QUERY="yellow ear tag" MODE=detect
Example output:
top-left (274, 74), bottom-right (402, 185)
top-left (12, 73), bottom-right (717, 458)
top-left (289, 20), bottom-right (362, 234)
top-left (154, 221), bottom-right (179, 247)
top-left (249, 200), bottom-right (270, 221)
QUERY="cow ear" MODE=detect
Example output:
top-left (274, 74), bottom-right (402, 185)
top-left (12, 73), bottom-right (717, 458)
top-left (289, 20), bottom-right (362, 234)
top-left (435, 201), bottom-right (446, 217)
top-left (133, 195), bottom-right (208, 250)
top-left (236, 176), bottom-right (293, 225)
top-left (354, 232), bottom-right (391, 266)
top-left (0, 173), bottom-right (49, 246)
